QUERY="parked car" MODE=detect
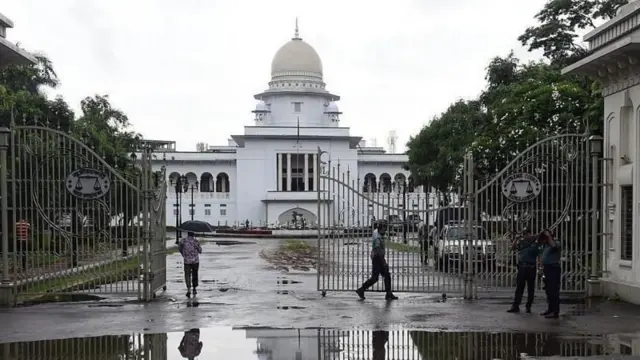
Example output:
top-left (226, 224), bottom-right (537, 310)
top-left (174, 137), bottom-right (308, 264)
top-left (434, 224), bottom-right (495, 271)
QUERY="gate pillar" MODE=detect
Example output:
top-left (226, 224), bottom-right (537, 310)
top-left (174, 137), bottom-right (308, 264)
top-left (463, 151), bottom-right (476, 299)
top-left (0, 127), bottom-right (13, 306)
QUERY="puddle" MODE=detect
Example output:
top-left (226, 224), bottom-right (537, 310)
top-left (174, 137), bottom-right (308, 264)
top-left (2, 328), bottom-right (640, 359)
top-left (276, 305), bottom-right (306, 310)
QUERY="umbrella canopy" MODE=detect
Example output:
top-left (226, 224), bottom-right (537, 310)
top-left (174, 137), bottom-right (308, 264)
top-left (178, 220), bottom-right (214, 233)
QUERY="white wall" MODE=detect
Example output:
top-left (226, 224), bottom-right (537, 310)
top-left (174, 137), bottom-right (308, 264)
top-left (603, 86), bottom-right (640, 287)
top-left (153, 161), bottom-right (237, 226)
top-left (237, 136), bottom-right (356, 224)
top-left (259, 94), bottom-right (338, 127)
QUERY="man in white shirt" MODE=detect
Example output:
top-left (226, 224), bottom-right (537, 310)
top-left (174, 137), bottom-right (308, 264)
top-left (356, 220), bottom-right (398, 300)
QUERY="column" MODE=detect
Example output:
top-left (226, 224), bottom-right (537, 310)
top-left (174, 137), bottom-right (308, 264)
top-left (304, 153), bottom-right (309, 191)
top-left (213, 179), bottom-right (216, 193)
top-left (277, 153), bottom-right (283, 191)
top-left (312, 153), bottom-right (318, 191)
top-left (286, 153), bottom-right (292, 192)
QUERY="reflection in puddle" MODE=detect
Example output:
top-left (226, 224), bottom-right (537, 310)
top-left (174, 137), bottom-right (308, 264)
top-left (2, 328), bottom-right (640, 359)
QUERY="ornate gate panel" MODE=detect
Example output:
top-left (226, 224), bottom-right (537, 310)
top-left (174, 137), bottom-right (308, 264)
top-left (316, 149), bottom-right (473, 296)
top-left (469, 134), bottom-right (598, 296)
top-left (141, 149), bottom-right (168, 300)
top-left (0, 126), bottom-right (164, 304)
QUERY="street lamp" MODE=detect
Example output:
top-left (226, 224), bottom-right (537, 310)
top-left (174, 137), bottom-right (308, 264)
top-left (589, 135), bottom-right (604, 281)
top-left (187, 180), bottom-right (199, 221)
top-left (394, 179), bottom-right (408, 244)
top-left (170, 175), bottom-right (188, 244)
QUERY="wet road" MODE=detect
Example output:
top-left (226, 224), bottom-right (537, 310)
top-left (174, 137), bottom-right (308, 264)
top-left (2, 238), bottom-right (640, 359)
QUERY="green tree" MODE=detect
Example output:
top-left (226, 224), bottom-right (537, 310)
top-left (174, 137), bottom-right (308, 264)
top-left (0, 54), bottom-right (74, 131)
top-left (0, 55), bottom-right (144, 257)
top-left (405, 100), bottom-right (488, 195)
top-left (518, 0), bottom-right (629, 64)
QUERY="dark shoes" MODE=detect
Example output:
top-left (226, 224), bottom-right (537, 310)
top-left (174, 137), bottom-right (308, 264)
top-left (355, 289), bottom-right (398, 301)
top-left (508, 305), bottom-right (531, 313)
top-left (186, 290), bottom-right (191, 298)
top-left (540, 310), bottom-right (559, 318)
top-left (193, 288), bottom-right (197, 296)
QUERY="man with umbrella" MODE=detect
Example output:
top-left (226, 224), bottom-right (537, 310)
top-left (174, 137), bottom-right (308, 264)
top-left (179, 229), bottom-right (203, 298)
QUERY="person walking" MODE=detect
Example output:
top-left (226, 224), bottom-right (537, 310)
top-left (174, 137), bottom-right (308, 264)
top-left (179, 231), bottom-right (202, 298)
top-left (539, 229), bottom-right (561, 318)
top-left (507, 228), bottom-right (540, 313)
top-left (356, 220), bottom-right (398, 300)
top-left (178, 328), bottom-right (203, 360)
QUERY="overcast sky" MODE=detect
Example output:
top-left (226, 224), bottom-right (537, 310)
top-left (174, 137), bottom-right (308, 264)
top-left (3, 0), bottom-right (549, 152)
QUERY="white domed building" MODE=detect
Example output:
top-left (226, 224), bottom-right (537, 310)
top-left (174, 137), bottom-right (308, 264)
top-left (150, 24), bottom-right (430, 227)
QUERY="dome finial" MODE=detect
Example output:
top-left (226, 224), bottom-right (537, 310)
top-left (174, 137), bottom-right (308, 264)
top-left (293, 17), bottom-right (301, 40)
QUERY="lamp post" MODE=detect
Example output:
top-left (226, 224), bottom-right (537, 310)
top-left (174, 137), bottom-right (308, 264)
top-left (171, 175), bottom-right (188, 245)
top-left (394, 180), bottom-right (408, 244)
top-left (589, 135), bottom-right (603, 280)
top-left (188, 180), bottom-right (199, 221)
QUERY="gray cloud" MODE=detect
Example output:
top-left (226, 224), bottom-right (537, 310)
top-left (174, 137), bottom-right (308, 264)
top-left (4, 0), bottom-right (548, 151)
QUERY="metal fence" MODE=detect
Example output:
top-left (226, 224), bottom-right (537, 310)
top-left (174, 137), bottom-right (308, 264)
top-left (0, 126), bottom-right (167, 305)
top-left (316, 133), bottom-right (601, 298)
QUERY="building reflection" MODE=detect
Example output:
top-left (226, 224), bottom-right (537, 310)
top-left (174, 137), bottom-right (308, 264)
top-left (244, 329), bottom-right (318, 360)
top-left (0, 328), bottom-right (639, 359)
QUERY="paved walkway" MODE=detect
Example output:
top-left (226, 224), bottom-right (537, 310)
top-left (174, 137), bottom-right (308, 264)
top-left (1, 238), bottom-right (640, 346)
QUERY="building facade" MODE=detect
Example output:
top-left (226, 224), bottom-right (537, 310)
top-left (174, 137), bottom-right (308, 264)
top-left (563, 0), bottom-right (640, 304)
top-left (149, 26), bottom-right (430, 227)
top-left (0, 12), bottom-right (36, 68)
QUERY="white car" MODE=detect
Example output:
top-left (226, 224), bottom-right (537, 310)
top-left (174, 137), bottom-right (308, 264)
top-left (435, 224), bottom-right (495, 271)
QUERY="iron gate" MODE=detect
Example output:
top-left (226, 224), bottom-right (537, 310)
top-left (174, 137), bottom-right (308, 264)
top-left (316, 133), bottom-right (600, 298)
top-left (0, 126), bottom-right (167, 305)
top-left (469, 133), bottom-right (598, 296)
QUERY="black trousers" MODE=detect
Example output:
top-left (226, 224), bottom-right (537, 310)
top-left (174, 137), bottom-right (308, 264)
top-left (184, 263), bottom-right (200, 289)
top-left (359, 255), bottom-right (392, 294)
top-left (543, 264), bottom-right (561, 314)
top-left (513, 263), bottom-right (537, 307)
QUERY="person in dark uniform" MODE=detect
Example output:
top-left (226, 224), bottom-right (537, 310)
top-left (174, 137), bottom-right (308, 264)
top-left (372, 330), bottom-right (389, 360)
top-left (539, 229), bottom-right (561, 318)
top-left (356, 220), bottom-right (398, 300)
top-left (507, 228), bottom-right (540, 313)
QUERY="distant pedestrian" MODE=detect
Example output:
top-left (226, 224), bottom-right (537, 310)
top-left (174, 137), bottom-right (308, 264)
top-left (539, 229), bottom-right (561, 318)
top-left (507, 228), bottom-right (540, 313)
top-left (178, 328), bottom-right (203, 360)
top-left (356, 220), bottom-right (398, 300)
top-left (179, 231), bottom-right (202, 298)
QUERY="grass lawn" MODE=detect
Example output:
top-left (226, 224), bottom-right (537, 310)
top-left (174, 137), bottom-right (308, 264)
top-left (282, 239), bottom-right (313, 253)
top-left (17, 256), bottom-right (141, 303)
top-left (387, 242), bottom-right (421, 254)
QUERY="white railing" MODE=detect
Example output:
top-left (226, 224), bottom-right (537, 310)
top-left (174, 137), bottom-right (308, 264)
top-left (169, 191), bottom-right (230, 200)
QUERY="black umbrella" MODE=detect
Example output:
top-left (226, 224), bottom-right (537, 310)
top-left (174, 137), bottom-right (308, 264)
top-left (178, 220), bottom-right (214, 233)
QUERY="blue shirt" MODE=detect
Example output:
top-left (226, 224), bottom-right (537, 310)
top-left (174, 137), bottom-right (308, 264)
top-left (516, 235), bottom-right (540, 264)
top-left (372, 229), bottom-right (385, 257)
top-left (541, 240), bottom-right (561, 265)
